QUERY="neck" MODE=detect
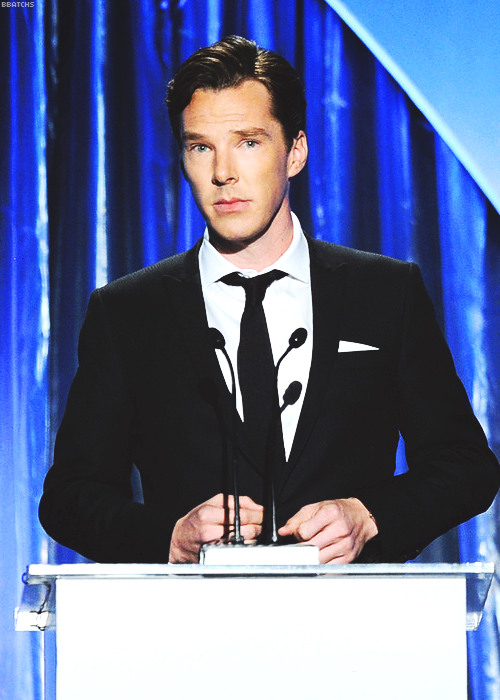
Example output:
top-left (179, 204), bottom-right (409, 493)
top-left (210, 210), bottom-right (294, 273)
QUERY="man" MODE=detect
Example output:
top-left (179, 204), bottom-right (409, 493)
top-left (39, 36), bottom-right (500, 565)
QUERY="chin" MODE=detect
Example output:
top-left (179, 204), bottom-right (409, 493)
top-left (211, 235), bottom-right (254, 254)
top-left (208, 224), bottom-right (264, 248)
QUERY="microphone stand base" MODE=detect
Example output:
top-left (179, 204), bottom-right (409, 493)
top-left (199, 543), bottom-right (319, 565)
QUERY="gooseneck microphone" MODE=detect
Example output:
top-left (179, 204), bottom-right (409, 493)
top-left (207, 328), bottom-right (243, 545)
top-left (209, 326), bottom-right (308, 549)
top-left (262, 328), bottom-right (308, 545)
top-left (280, 380), bottom-right (303, 414)
top-left (276, 328), bottom-right (307, 374)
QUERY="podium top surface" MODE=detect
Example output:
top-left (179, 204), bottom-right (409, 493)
top-left (24, 561), bottom-right (494, 584)
top-left (19, 562), bottom-right (494, 632)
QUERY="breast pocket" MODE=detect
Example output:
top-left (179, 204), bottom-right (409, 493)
top-left (331, 349), bottom-right (396, 415)
top-left (335, 349), bottom-right (385, 370)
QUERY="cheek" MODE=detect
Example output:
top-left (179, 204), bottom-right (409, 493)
top-left (184, 158), bottom-right (210, 187)
top-left (185, 173), bottom-right (209, 206)
top-left (263, 167), bottom-right (290, 200)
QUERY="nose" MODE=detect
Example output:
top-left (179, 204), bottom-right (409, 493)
top-left (212, 150), bottom-right (237, 186)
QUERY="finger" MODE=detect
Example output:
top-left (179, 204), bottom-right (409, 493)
top-left (240, 523), bottom-right (262, 540)
top-left (279, 510), bottom-right (327, 541)
top-left (193, 520), bottom-right (227, 544)
top-left (278, 503), bottom-right (318, 537)
top-left (239, 507), bottom-right (264, 525)
top-left (302, 514), bottom-right (354, 545)
top-left (230, 495), bottom-right (264, 511)
top-left (296, 521), bottom-right (350, 551)
top-left (223, 497), bottom-right (264, 528)
top-left (196, 502), bottom-right (228, 527)
top-left (318, 542), bottom-right (358, 564)
top-left (293, 503), bottom-right (347, 542)
top-left (306, 520), bottom-right (363, 564)
top-left (173, 523), bottom-right (227, 560)
top-left (222, 504), bottom-right (264, 527)
top-left (309, 530), bottom-right (359, 562)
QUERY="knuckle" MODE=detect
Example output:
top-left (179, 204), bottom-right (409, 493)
top-left (337, 522), bottom-right (351, 538)
top-left (245, 526), bottom-right (259, 540)
top-left (323, 501), bottom-right (340, 516)
top-left (196, 507), bottom-right (210, 524)
top-left (296, 523), bottom-right (308, 541)
top-left (196, 506), bottom-right (218, 528)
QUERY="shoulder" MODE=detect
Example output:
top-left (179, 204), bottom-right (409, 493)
top-left (306, 236), bottom-right (428, 321)
top-left (307, 235), bottom-right (412, 277)
top-left (92, 240), bottom-right (202, 303)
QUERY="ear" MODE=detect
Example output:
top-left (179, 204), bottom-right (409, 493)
top-left (287, 131), bottom-right (308, 178)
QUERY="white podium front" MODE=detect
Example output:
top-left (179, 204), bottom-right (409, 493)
top-left (17, 563), bottom-right (493, 700)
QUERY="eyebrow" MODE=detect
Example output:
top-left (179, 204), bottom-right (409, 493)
top-left (233, 128), bottom-right (271, 139)
top-left (182, 127), bottom-right (272, 144)
top-left (182, 132), bottom-right (206, 143)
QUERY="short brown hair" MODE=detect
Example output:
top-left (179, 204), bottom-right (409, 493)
top-left (165, 36), bottom-right (306, 150)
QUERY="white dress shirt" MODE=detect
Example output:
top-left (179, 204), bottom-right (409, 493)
top-left (199, 213), bottom-right (313, 459)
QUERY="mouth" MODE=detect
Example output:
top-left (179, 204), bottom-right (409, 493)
top-left (213, 198), bottom-right (250, 214)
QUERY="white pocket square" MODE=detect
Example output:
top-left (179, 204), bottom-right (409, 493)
top-left (338, 340), bottom-right (379, 352)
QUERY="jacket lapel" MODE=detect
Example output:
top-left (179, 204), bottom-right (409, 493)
top-left (160, 241), bottom-right (264, 477)
top-left (278, 239), bottom-right (348, 493)
top-left (160, 241), bottom-right (233, 426)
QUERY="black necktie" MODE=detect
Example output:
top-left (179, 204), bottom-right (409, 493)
top-left (222, 270), bottom-right (286, 468)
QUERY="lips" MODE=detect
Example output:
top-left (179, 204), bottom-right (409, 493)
top-left (213, 198), bottom-right (250, 214)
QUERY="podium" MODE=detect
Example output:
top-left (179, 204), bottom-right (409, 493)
top-left (17, 562), bottom-right (494, 700)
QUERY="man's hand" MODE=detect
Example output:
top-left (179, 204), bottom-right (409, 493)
top-left (278, 498), bottom-right (378, 564)
top-left (169, 493), bottom-right (264, 563)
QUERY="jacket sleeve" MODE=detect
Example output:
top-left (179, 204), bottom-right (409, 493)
top-left (354, 263), bottom-right (500, 562)
top-left (39, 289), bottom-right (177, 563)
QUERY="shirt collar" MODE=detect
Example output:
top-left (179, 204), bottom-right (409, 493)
top-left (199, 212), bottom-right (310, 287)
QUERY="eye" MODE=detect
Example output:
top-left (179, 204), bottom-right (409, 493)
top-left (244, 140), bottom-right (258, 148)
top-left (187, 143), bottom-right (210, 154)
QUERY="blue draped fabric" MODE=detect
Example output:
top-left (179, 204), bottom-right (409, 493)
top-left (1, 4), bottom-right (48, 698)
top-left (1, 1), bottom-right (499, 697)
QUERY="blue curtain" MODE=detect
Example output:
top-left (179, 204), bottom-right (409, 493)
top-left (1, 1), bottom-right (499, 698)
top-left (1, 4), bottom-right (49, 699)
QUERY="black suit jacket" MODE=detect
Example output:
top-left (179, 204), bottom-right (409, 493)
top-left (39, 237), bottom-right (500, 562)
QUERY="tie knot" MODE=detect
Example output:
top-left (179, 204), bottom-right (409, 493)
top-left (222, 269), bottom-right (286, 305)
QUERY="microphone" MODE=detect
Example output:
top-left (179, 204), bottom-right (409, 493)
top-left (275, 328), bottom-right (307, 375)
top-left (289, 327), bottom-right (308, 349)
top-left (280, 380), bottom-right (302, 414)
top-left (207, 327), bottom-right (225, 350)
top-left (262, 328), bottom-right (308, 545)
top-left (207, 328), bottom-right (243, 545)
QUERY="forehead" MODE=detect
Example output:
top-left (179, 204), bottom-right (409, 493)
top-left (181, 80), bottom-right (277, 134)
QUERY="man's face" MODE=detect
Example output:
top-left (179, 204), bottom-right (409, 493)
top-left (180, 80), bottom-right (307, 250)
